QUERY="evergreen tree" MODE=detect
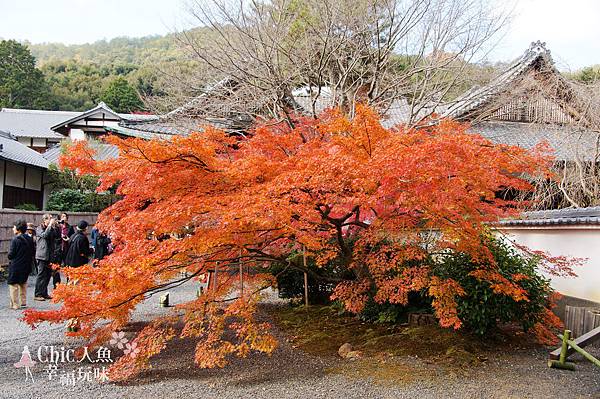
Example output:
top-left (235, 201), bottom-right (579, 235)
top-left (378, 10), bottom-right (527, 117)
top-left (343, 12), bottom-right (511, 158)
top-left (0, 40), bottom-right (51, 109)
top-left (100, 77), bottom-right (144, 113)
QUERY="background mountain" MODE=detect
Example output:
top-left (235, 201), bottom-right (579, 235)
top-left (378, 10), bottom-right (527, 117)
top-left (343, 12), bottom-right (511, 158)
top-left (13, 33), bottom-right (200, 112)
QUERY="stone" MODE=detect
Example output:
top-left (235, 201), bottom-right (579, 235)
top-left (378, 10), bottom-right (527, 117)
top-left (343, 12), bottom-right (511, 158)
top-left (338, 343), bottom-right (353, 358)
top-left (345, 350), bottom-right (362, 360)
top-left (408, 312), bottom-right (436, 326)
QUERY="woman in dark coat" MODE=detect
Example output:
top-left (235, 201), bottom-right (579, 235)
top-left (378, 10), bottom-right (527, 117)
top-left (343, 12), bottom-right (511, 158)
top-left (64, 220), bottom-right (91, 268)
top-left (8, 220), bottom-right (33, 309)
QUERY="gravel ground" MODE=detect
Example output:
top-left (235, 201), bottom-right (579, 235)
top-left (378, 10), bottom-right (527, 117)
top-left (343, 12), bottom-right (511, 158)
top-left (0, 276), bottom-right (599, 399)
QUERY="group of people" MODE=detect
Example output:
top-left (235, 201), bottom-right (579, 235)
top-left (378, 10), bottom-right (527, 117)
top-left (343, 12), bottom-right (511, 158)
top-left (6, 212), bottom-right (108, 310)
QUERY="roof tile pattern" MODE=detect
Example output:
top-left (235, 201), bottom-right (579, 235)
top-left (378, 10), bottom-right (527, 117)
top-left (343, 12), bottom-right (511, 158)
top-left (500, 206), bottom-right (600, 226)
top-left (473, 121), bottom-right (600, 161)
top-left (0, 108), bottom-right (77, 139)
top-left (0, 131), bottom-right (50, 168)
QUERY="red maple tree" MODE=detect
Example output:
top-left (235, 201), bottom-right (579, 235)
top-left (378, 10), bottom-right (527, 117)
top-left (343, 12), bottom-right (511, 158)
top-left (24, 105), bottom-right (573, 380)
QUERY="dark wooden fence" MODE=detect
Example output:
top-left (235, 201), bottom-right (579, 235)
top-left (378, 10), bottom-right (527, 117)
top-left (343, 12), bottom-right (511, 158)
top-left (0, 209), bottom-right (97, 266)
top-left (565, 305), bottom-right (600, 338)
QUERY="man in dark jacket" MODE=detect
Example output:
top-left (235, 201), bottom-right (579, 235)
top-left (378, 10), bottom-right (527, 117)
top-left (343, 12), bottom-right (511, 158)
top-left (64, 220), bottom-right (92, 268)
top-left (8, 220), bottom-right (33, 309)
top-left (34, 214), bottom-right (58, 301)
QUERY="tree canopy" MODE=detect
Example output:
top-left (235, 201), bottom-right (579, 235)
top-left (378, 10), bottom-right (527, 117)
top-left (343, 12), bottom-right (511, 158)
top-left (24, 106), bottom-right (576, 381)
top-left (100, 77), bottom-right (144, 113)
top-left (0, 40), bottom-right (51, 109)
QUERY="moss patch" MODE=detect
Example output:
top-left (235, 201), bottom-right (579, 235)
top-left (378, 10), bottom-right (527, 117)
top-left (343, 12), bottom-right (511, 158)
top-left (269, 304), bottom-right (543, 382)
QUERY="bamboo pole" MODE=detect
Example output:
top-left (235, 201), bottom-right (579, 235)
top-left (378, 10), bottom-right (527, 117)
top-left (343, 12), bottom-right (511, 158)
top-left (548, 330), bottom-right (576, 370)
top-left (303, 245), bottom-right (308, 307)
top-left (566, 338), bottom-right (600, 369)
top-left (560, 329), bottom-right (570, 364)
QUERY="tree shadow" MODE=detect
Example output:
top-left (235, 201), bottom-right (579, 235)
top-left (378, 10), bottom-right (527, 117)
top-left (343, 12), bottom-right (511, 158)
top-left (118, 305), bottom-right (333, 388)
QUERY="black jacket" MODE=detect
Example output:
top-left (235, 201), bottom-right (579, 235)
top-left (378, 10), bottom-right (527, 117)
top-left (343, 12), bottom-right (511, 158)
top-left (64, 231), bottom-right (91, 267)
top-left (8, 234), bottom-right (34, 284)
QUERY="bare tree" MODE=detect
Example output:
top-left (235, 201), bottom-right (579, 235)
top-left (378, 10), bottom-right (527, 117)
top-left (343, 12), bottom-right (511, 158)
top-left (154, 0), bottom-right (509, 128)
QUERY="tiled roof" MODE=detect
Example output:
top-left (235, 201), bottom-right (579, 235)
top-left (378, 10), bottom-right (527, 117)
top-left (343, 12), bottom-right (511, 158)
top-left (105, 125), bottom-right (177, 139)
top-left (0, 108), bottom-right (77, 139)
top-left (43, 141), bottom-right (119, 164)
top-left (0, 131), bottom-right (50, 168)
top-left (442, 41), bottom-right (561, 121)
top-left (291, 87), bottom-right (333, 116)
top-left (50, 102), bottom-right (155, 134)
top-left (381, 98), bottom-right (447, 128)
top-left (117, 78), bottom-right (251, 136)
top-left (117, 118), bottom-right (194, 136)
top-left (500, 207), bottom-right (600, 227)
top-left (471, 121), bottom-right (600, 161)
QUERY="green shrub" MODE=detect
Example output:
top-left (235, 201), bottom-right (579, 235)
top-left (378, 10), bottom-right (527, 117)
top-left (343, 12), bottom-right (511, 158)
top-left (354, 237), bottom-right (554, 334)
top-left (433, 237), bottom-right (554, 335)
top-left (14, 203), bottom-right (38, 211)
top-left (47, 189), bottom-right (89, 212)
top-left (47, 188), bottom-right (115, 213)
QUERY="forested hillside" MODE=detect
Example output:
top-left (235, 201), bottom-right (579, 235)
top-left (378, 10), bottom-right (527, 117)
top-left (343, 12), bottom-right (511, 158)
top-left (28, 34), bottom-right (182, 66)
top-left (10, 33), bottom-right (201, 112)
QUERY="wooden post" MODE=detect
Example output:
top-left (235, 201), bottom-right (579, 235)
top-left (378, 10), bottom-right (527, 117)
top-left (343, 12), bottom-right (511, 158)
top-left (213, 262), bottom-right (218, 294)
top-left (550, 325), bottom-right (600, 360)
top-left (303, 245), bottom-right (308, 307)
top-left (239, 250), bottom-right (244, 298)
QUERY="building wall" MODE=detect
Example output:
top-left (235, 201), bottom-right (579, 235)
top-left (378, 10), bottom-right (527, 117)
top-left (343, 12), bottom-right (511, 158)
top-left (0, 161), bottom-right (4, 207)
top-left (5, 162), bottom-right (25, 187)
top-left (501, 227), bottom-right (600, 303)
top-left (1, 160), bottom-right (45, 210)
top-left (14, 137), bottom-right (59, 152)
top-left (70, 128), bottom-right (86, 141)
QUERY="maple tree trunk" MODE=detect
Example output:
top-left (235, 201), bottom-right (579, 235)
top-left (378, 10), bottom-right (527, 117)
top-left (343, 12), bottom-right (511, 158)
top-left (303, 245), bottom-right (309, 307)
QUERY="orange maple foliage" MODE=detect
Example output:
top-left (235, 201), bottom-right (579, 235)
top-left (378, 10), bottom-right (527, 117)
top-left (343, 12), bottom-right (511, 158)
top-left (24, 105), bottom-right (573, 379)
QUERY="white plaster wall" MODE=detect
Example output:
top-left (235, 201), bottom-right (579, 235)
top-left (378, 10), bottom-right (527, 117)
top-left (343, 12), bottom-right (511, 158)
top-left (17, 137), bottom-right (31, 146)
top-left (502, 228), bottom-right (600, 302)
top-left (32, 138), bottom-right (46, 147)
top-left (5, 163), bottom-right (24, 187)
top-left (25, 168), bottom-right (42, 190)
top-left (70, 129), bottom-right (86, 141)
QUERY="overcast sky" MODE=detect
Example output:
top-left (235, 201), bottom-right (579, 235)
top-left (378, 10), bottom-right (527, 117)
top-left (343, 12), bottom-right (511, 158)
top-left (1, 0), bottom-right (599, 71)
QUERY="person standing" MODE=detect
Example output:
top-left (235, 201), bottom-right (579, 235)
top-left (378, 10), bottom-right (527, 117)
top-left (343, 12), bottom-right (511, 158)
top-left (63, 219), bottom-right (91, 336)
top-left (64, 221), bottom-right (92, 268)
top-left (25, 223), bottom-right (37, 276)
top-left (7, 220), bottom-right (33, 309)
top-left (56, 213), bottom-right (74, 285)
top-left (91, 227), bottom-right (111, 261)
top-left (34, 214), bottom-right (58, 301)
